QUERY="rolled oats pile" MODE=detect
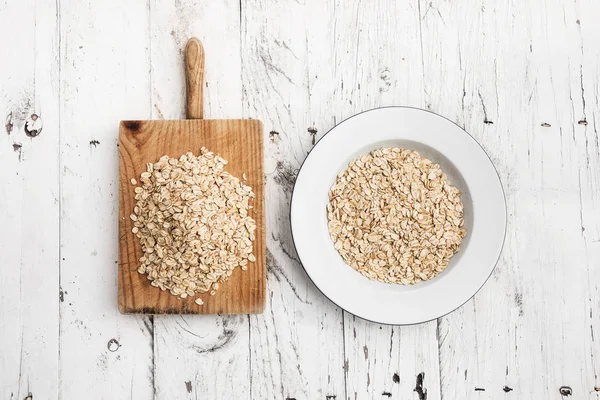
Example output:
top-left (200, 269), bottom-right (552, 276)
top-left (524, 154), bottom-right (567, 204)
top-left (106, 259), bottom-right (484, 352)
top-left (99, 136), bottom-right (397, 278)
top-left (130, 147), bottom-right (256, 300)
top-left (327, 147), bottom-right (466, 285)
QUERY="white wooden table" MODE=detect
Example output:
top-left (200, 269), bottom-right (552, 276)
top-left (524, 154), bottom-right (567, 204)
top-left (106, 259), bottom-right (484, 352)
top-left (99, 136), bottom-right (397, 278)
top-left (1, 0), bottom-right (599, 399)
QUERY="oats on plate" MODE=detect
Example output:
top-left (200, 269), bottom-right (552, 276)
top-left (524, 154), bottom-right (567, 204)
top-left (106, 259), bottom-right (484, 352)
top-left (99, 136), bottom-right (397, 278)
top-left (327, 147), bottom-right (466, 285)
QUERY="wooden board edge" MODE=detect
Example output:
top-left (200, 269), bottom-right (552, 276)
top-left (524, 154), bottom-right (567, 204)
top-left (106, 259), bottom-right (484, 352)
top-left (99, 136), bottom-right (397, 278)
top-left (255, 119), bottom-right (266, 315)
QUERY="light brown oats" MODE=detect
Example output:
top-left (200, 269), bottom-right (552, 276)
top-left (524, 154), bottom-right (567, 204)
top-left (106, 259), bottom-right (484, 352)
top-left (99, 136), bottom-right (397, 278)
top-left (327, 147), bottom-right (466, 285)
top-left (131, 147), bottom-right (257, 301)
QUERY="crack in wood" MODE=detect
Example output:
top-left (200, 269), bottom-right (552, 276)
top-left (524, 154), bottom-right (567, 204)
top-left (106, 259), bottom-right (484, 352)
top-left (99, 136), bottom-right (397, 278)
top-left (141, 315), bottom-right (155, 394)
top-left (268, 295), bottom-right (288, 400)
top-left (266, 248), bottom-right (311, 304)
top-left (273, 38), bottom-right (299, 60)
top-left (414, 373), bottom-right (427, 400)
top-left (196, 329), bottom-right (234, 354)
top-left (271, 233), bottom-right (301, 264)
top-left (579, 64), bottom-right (586, 121)
top-left (478, 91), bottom-right (494, 125)
top-left (153, 104), bottom-right (164, 120)
top-left (5, 112), bottom-right (13, 134)
top-left (12, 142), bottom-right (23, 161)
top-left (308, 127), bottom-right (317, 145)
top-left (259, 48), bottom-right (294, 85)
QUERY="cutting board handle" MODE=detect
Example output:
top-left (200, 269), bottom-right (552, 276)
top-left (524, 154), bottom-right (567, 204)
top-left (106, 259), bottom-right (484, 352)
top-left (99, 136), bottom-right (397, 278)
top-left (185, 37), bottom-right (205, 119)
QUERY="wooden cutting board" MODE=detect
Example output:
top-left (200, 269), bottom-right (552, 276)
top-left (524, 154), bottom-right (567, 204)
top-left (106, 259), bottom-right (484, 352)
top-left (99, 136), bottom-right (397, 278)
top-left (118, 38), bottom-right (265, 314)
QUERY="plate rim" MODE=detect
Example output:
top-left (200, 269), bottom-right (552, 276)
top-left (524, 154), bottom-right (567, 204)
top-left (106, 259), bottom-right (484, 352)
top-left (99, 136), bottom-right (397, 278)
top-left (289, 105), bottom-right (507, 325)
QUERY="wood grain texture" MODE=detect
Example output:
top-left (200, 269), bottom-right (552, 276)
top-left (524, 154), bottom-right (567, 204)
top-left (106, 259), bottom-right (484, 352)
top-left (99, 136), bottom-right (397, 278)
top-left (185, 38), bottom-right (205, 119)
top-left (2, 0), bottom-right (600, 398)
top-left (118, 119), bottom-right (265, 314)
top-left (149, 2), bottom-right (254, 398)
top-left (58, 0), bottom-right (155, 398)
top-left (0, 0), bottom-right (60, 398)
top-left (241, 1), bottom-right (347, 399)
top-left (423, 0), bottom-right (600, 398)
top-left (304, 2), bottom-right (442, 398)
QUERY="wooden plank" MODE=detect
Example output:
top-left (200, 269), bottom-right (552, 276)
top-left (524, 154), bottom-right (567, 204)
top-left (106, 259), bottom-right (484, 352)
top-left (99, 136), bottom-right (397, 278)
top-left (577, 0), bottom-right (600, 394)
top-left (241, 1), bottom-right (346, 398)
top-left (118, 119), bottom-right (265, 314)
top-left (148, 1), bottom-right (254, 398)
top-left (58, 0), bottom-right (155, 398)
top-left (422, 0), bottom-right (600, 398)
top-left (422, 0), bottom-right (537, 397)
top-left (0, 0), bottom-right (60, 398)
top-left (298, 0), bottom-right (442, 398)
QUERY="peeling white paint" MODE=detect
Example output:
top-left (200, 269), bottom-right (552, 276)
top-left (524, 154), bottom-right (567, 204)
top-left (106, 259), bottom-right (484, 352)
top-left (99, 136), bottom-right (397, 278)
top-left (1, 0), bottom-right (599, 399)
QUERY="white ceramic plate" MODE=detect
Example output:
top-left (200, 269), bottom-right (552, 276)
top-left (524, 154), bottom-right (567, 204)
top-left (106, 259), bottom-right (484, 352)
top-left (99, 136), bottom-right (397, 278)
top-left (290, 107), bottom-right (506, 325)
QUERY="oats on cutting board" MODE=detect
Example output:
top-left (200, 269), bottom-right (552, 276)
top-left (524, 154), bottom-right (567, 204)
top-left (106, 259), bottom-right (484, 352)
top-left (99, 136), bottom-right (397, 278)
top-left (130, 147), bottom-right (257, 301)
